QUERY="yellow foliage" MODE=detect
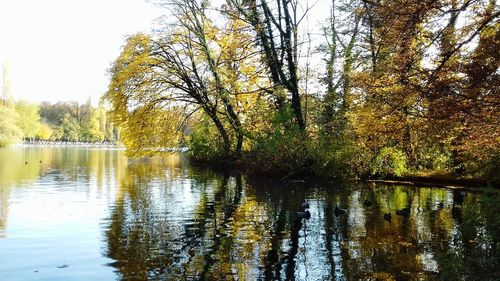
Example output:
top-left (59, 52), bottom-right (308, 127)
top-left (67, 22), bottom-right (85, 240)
top-left (120, 106), bottom-right (184, 156)
top-left (36, 123), bottom-right (53, 140)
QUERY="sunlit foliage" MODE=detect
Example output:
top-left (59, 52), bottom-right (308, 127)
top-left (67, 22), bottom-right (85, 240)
top-left (39, 101), bottom-right (118, 142)
top-left (101, 0), bottom-right (499, 181)
top-left (351, 0), bottom-right (499, 177)
top-left (105, 1), bottom-right (268, 158)
top-left (14, 101), bottom-right (41, 140)
top-left (0, 106), bottom-right (22, 147)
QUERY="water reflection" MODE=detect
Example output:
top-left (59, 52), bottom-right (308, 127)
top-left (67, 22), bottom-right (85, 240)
top-left (103, 167), bottom-right (499, 281)
top-left (0, 147), bottom-right (498, 280)
top-left (0, 146), bottom-right (127, 280)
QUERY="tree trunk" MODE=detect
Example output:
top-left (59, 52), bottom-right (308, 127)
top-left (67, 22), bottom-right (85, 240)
top-left (206, 109), bottom-right (231, 156)
top-left (282, 0), bottom-right (304, 130)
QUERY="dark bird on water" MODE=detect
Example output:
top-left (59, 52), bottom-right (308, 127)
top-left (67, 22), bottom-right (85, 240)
top-left (334, 206), bottom-right (347, 216)
top-left (396, 207), bottom-right (410, 217)
top-left (384, 213), bottom-right (392, 221)
top-left (297, 210), bottom-right (311, 220)
top-left (301, 200), bottom-right (309, 210)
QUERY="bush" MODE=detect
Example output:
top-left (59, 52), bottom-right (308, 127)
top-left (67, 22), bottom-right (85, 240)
top-left (244, 109), bottom-right (308, 176)
top-left (370, 147), bottom-right (407, 177)
top-left (248, 120), bottom-right (306, 177)
top-left (416, 142), bottom-right (452, 171)
top-left (485, 154), bottom-right (500, 185)
top-left (187, 117), bottom-right (227, 163)
top-left (245, 109), bottom-right (364, 179)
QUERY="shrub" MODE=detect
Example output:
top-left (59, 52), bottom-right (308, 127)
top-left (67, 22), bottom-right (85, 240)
top-left (187, 117), bottom-right (227, 162)
top-left (484, 153), bottom-right (500, 185)
top-left (370, 147), bottom-right (407, 177)
top-left (416, 141), bottom-right (452, 171)
top-left (246, 109), bottom-right (364, 179)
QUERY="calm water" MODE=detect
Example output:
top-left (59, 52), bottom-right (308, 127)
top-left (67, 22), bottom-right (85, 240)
top-left (0, 147), bottom-right (498, 281)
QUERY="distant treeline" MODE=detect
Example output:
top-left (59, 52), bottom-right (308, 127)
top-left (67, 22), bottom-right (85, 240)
top-left (0, 99), bottom-right (120, 147)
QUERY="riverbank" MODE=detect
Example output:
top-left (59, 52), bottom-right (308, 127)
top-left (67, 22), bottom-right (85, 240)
top-left (188, 156), bottom-right (499, 189)
top-left (18, 140), bottom-right (121, 148)
top-left (366, 176), bottom-right (490, 190)
top-left (13, 143), bottom-right (494, 189)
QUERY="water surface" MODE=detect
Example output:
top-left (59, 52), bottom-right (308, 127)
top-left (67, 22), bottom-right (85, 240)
top-left (0, 147), bottom-right (498, 280)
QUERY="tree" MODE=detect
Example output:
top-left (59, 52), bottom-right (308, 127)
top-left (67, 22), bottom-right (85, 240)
top-left (1, 62), bottom-right (13, 108)
top-left (80, 107), bottom-right (102, 142)
top-left (60, 113), bottom-right (80, 141)
top-left (426, 0), bottom-right (500, 170)
top-left (106, 0), bottom-right (263, 157)
top-left (350, 0), bottom-right (499, 173)
top-left (38, 101), bottom-right (113, 142)
top-left (227, 0), bottom-right (318, 130)
top-left (15, 101), bottom-right (41, 140)
top-left (78, 98), bottom-right (103, 142)
top-left (101, 0), bottom-right (498, 179)
top-left (319, 0), bottom-right (364, 135)
top-left (40, 101), bottom-right (77, 127)
top-left (0, 106), bottom-right (22, 147)
top-left (36, 123), bottom-right (53, 140)
top-left (98, 100), bottom-right (107, 142)
top-left (104, 33), bottom-right (193, 155)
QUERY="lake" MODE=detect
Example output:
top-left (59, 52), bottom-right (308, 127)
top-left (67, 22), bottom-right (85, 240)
top-left (0, 147), bottom-right (498, 280)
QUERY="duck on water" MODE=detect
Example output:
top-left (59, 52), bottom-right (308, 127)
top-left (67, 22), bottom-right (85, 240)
top-left (297, 200), bottom-right (311, 220)
top-left (296, 210), bottom-right (311, 220)
top-left (334, 206), bottom-right (347, 216)
top-left (396, 207), bottom-right (411, 217)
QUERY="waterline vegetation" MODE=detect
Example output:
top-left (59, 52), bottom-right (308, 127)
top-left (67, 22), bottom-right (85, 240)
top-left (0, 98), bottom-right (120, 146)
top-left (102, 0), bottom-right (499, 184)
top-left (1, 0), bottom-right (498, 184)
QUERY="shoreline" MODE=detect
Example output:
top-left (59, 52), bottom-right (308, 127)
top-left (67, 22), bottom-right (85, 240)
top-left (15, 141), bottom-right (123, 148)
top-left (189, 158), bottom-right (496, 190)
top-left (7, 145), bottom-right (496, 189)
top-left (365, 174), bottom-right (495, 190)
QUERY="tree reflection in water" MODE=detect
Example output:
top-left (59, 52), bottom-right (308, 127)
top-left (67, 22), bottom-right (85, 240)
top-left (103, 160), bottom-right (500, 280)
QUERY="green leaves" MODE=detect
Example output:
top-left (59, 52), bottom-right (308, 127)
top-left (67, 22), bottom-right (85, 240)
top-left (370, 147), bottom-right (408, 177)
top-left (0, 106), bottom-right (23, 147)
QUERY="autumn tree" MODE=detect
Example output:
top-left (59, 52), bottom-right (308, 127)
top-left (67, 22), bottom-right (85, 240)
top-left (0, 106), bottom-right (22, 147)
top-left (227, 0), bottom-right (320, 131)
top-left (351, 0), bottom-right (499, 173)
top-left (105, 0), bottom-right (263, 157)
top-left (319, 0), bottom-right (364, 136)
top-left (425, 0), bottom-right (500, 171)
top-left (15, 101), bottom-right (41, 140)
top-left (101, 0), bottom-right (498, 179)
top-left (352, 0), bottom-right (436, 165)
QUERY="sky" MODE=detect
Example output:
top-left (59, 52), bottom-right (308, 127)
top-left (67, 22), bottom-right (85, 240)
top-left (0, 0), bottom-right (164, 105)
top-left (0, 0), bottom-right (330, 105)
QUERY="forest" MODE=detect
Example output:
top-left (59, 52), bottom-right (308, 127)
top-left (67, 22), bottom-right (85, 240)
top-left (0, 98), bottom-right (119, 145)
top-left (103, 0), bottom-right (499, 183)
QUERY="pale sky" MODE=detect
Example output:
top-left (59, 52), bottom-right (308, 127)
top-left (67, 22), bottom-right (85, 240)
top-left (0, 0), bottom-right (330, 105)
top-left (0, 0), bottom-right (164, 105)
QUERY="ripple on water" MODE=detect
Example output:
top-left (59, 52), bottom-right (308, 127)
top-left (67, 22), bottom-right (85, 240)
top-left (1, 147), bottom-right (495, 281)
